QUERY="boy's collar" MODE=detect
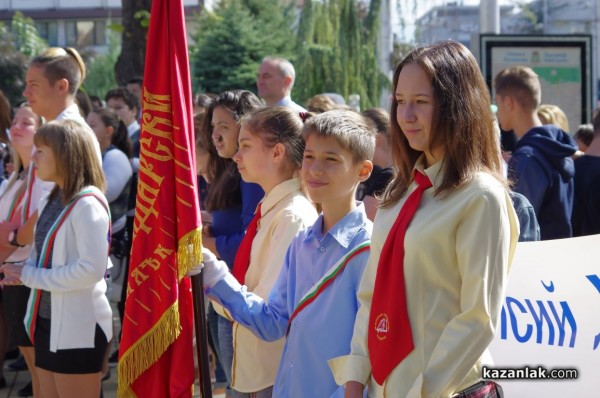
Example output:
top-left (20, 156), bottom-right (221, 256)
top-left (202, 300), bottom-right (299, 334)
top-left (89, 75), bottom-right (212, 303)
top-left (305, 202), bottom-right (368, 248)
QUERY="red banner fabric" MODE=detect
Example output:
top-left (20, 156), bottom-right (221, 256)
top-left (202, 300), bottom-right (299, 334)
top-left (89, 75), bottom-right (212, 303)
top-left (117, 0), bottom-right (202, 396)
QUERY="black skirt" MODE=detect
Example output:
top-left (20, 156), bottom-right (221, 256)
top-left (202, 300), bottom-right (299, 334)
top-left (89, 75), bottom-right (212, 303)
top-left (34, 317), bottom-right (108, 374)
top-left (3, 285), bottom-right (33, 347)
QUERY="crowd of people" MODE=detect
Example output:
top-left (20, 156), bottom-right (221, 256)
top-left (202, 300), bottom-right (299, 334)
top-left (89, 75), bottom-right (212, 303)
top-left (0, 39), bottom-right (597, 398)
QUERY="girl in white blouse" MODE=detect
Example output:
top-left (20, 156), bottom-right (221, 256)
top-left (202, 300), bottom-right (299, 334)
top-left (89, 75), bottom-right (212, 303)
top-left (1, 119), bottom-right (111, 398)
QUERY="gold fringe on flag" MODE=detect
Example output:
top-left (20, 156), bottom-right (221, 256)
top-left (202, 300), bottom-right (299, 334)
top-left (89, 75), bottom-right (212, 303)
top-left (117, 302), bottom-right (181, 398)
top-left (176, 227), bottom-right (203, 281)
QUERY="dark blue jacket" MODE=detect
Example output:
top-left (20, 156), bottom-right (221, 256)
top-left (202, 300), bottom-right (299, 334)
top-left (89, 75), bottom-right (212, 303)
top-left (508, 191), bottom-right (540, 242)
top-left (508, 125), bottom-right (577, 240)
top-left (213, 181), bottom-right (263, 267)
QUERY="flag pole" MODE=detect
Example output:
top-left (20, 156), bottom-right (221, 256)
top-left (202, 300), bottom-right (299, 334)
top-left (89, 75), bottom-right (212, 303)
top-left (191, 273), bottom-right (213, 398)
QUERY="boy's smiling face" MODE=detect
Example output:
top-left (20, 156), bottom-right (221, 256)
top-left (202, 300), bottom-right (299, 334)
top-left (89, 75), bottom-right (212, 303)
top-left (302, 134), bottom-right (369, 206)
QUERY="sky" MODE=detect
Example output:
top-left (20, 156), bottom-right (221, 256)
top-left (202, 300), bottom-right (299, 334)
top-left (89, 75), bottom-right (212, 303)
top-left (398, 0), bottom-right (524, 19)
top-left (393, 0), bottom-right (530, 42)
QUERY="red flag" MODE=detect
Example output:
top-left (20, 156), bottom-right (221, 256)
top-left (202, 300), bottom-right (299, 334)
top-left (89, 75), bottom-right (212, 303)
top-left (117, 0), bottom-right (201, 396)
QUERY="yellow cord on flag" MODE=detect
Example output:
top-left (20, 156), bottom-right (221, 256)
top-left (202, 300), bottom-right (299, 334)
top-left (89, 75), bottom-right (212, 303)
top-left (177, 227), bottom-right (203, 280)
top-left (117, 228), bottom-right (202, 397)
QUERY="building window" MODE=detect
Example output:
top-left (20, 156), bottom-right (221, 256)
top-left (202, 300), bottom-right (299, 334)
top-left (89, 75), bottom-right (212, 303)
top-left (35, 21), bottom-right (58, 46)
top-left (65, 20), bottom-right (107, 47)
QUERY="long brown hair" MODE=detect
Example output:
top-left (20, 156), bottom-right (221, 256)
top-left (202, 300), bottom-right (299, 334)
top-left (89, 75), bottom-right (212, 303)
top-left (198, 90), bottom-right (262, 211)
top-left (382, 40), bottom-right (503, 207)
top-left (34, 120), bottom-right (106, 203)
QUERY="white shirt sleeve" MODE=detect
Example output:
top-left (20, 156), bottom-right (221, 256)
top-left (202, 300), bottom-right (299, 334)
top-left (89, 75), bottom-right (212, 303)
top-left (102, 149), bottom-right (133, 202)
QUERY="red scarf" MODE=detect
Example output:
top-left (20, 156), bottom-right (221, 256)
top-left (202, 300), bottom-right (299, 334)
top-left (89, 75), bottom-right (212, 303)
top-left (232, 203), bottom-right (262, 284)
top-left (368, 171), bottom-right (432, 384)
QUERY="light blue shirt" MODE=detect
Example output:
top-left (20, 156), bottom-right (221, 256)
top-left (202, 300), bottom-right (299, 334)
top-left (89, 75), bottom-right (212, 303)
top-left (275, 96), bottom-right (307, 112)
top-left (208, 204), bottom-right (372, 398)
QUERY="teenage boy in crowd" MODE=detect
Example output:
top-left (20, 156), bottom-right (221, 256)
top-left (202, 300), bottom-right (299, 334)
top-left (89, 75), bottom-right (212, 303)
top-left (494, 66), bottom-right (577, 239)
top-left (193, 109), bottom-right (375, 397)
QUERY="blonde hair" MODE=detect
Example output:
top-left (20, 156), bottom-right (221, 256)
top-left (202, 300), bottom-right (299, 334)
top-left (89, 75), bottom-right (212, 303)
top-left (306, 94), bottom-right (338, 114)
top-left (538, 104), bottom-right (569, 132)
top-left (31, 47), bottom-right (86, 95)
top-left (34, 120), bottom-right (105, 203)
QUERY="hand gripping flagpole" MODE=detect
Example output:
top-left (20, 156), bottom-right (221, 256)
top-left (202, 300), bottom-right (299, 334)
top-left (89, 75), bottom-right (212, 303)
top-left (191, 273), bottom-right (213, 398)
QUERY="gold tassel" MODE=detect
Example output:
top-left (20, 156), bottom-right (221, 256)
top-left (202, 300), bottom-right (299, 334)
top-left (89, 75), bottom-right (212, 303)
top-left (117, 302), bottom-right (181, 397)
top-left (176, 227), bottom-right (203, 280)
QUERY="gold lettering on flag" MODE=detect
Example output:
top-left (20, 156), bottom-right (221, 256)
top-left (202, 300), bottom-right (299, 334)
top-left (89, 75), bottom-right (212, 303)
top-left (118, 1), bottom-right (202, 395)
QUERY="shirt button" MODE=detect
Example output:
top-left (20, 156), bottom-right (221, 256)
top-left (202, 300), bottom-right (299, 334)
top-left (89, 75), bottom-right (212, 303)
top-left (319, 246), bottom-right (325, 253)
top-left (289, 361), bottom-right (294, 367)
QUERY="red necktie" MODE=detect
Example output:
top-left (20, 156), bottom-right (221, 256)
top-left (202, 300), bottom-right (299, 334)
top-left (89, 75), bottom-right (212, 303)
top-left (232, 203), bottom-right (262, 285)
top-left (368, 171), bottom-right (432, 384)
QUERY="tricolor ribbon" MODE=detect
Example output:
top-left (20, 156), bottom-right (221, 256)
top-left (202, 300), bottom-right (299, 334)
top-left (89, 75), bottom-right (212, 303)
top-left (25, 189), bottom-right (110, 342)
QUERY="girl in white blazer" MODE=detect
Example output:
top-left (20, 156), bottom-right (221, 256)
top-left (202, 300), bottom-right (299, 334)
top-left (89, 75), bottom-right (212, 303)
top-left (1, 119), bottom-right (111, 398)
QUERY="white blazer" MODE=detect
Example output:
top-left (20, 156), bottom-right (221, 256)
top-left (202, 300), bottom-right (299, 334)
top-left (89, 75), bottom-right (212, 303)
top-left (21, 186), bottom-right (113, 352)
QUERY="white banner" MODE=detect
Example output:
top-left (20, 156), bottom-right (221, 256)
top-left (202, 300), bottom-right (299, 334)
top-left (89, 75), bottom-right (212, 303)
top-left (488, 235), bottom-right (600, 397)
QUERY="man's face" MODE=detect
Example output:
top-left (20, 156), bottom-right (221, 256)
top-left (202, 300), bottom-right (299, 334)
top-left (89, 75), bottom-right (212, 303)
top-left (257, 61), bottom-right (287, 104)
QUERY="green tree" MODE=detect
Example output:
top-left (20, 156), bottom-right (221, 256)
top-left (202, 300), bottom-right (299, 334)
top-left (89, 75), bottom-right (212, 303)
top-left (191, 0), bottom-right (295, 94)
top-left (11, 11), bottom-right (48, 57)
top-left (392, 40), bottom-right (416, 68)
top-left (0, 12), bottom-right (48, 105)
top-left (83, 30), bottom-right (121, 99)
top-left (294, 0), bottom-right (387, 109)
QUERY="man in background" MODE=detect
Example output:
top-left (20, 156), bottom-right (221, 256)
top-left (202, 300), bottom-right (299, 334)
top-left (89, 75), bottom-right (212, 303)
top-left (256, 56), bottom-right (306, 112)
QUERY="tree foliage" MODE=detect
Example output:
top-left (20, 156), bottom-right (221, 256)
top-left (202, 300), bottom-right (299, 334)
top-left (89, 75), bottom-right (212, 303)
top-left (10, 11), bottom-right (48, 58)
top-left (190, 0), bottom-right (388, 108)
top-left (83, 31), bottom-right (121, 98)
top-left (0, 12), bottom-right (48, 105)
top-left (191, 0), bottom-right (295, 94)
top-left (392, 41), bottom-right (415, 68)
top-left (294, 0), bottom-right (386, 109)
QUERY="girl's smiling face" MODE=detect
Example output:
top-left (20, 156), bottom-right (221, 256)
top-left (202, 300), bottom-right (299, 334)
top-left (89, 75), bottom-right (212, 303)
top-left (211, 106), bottom-right (240, 159)
top-left (395, 62), bottom-right (443, 166)
top-left (10, 106), bottom-right (38, 151)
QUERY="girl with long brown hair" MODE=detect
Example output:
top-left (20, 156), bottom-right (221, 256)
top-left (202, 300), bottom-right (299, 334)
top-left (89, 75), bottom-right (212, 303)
top-left (333, 40), bottom-right (519, 398)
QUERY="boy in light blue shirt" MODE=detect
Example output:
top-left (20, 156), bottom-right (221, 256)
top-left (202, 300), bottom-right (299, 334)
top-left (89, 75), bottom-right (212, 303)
top-left (197, 110), bottom-right (376, 397)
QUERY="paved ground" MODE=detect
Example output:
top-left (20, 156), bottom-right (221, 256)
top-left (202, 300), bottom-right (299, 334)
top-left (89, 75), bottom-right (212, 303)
top-left (2, 359), bottom-right (227, 398)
